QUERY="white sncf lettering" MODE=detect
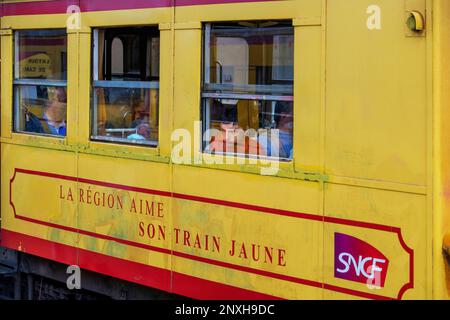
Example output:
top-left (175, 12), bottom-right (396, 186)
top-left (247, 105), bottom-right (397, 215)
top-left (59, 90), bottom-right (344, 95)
top-left (336, 252), bottom-right (386, 279)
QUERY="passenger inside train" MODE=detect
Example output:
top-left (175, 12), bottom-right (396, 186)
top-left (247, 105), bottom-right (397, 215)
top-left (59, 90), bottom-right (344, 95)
top-left (13, 29), bottom-right (68, 137)
top-left (201, 21), bottom-right (294, 160)
top-left (91, 26), bottom-right (160, 146)
top-left (23, 87), bottom-right (67, 136)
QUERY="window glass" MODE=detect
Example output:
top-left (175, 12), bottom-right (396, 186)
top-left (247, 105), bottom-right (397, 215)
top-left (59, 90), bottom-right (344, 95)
top-left (15, 29), bottom-right (67, 80)
top-left (202, 21), bottom-right (294, 160)
top-left (92, 87), bottom-right (158, 145)
top-left (13, 29), bottom-right (68, 137)
top-left (91, 27), bottom-right (159, 146)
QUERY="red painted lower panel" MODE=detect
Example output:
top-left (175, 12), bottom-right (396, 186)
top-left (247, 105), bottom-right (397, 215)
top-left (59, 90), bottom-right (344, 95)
top-left (0, 229), bottom-right (282, 300)
top-left (172, 272), bottom-right (283, 300)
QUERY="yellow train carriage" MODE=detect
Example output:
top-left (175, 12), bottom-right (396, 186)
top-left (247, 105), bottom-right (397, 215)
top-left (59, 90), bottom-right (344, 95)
top-left (0, 0), bottom-right (449, 300)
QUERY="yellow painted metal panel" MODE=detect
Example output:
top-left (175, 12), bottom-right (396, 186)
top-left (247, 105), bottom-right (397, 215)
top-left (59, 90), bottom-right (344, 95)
top-left (171, 165), bottom-right (323, 299)
top-left (2, 15), bottom-right (68, 30)
top-left (1, 144), bottom-right (78, 249)
top-left (325, 0), bottom-right (427, 186)
top-left (293, 26), bottom-right (322, 172)
top-left (174, 0), bottom-right (322, 24)
top-left (78, 31), bottom-right (91, 147)
top-left (76, 154), bottom-right (172, 272)
top-left (66, 32), bottom-right (78, 146)
top-left (324, 183), bottom-right (426, 299)
top-left (158, 29), bottom-right (174, 157)
top-left (1, 30), bottom-right (13, 139)
top-left (82, 8), bottom-right (171, 28)
top-left (173, 28), bottom-right (202, 160)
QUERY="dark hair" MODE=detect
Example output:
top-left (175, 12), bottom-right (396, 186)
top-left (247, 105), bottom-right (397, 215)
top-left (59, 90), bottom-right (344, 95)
top-left (55, 87), bottom-right (67, 103)
top-left (274, 101), bottom-right (292, 124)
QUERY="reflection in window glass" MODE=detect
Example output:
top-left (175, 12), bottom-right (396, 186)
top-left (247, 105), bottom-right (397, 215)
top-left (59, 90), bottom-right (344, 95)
top-left (13, 29), bottom-right (68, 137)
top-left (91, 27), bottom-right (159, 146)
top-left (15, 29), bottom-right (67, 80)
top-left (202, 21), bottom-right (294, 160)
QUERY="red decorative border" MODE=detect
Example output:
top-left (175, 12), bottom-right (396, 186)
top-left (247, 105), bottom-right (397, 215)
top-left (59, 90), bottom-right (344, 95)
top-left (0, 0), bottom-right (276, 17)
top-left (7, 168), bottom-right (414, 300)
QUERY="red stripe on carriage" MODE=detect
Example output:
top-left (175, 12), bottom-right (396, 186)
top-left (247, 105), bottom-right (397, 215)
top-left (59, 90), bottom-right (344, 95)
top-left (1, 0), bottom-right (276, 16)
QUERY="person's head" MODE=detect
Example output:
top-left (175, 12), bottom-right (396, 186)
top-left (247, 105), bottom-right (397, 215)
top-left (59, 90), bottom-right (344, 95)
top-left (274, 101), bottom-right (293, 129)
top-left (134, 89), bottom-right (153, 120)
top-left (44, 88), bottom-right (67, 121)
top-left (55, 87), bottom-right (67, 103)
top-left (136, 122), bottom-right (151, 139)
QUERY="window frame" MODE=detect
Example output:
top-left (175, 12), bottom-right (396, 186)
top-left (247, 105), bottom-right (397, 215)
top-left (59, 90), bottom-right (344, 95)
top-left (12, 29), bottom-right (68, 139)
top-left (200, 21), bottom-right (295, 162)
top-left (90, 27), bottom-right (161, 148)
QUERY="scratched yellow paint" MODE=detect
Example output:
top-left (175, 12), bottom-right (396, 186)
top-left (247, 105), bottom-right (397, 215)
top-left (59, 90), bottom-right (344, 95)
top-left (0, 0), bottom-right (449, 300)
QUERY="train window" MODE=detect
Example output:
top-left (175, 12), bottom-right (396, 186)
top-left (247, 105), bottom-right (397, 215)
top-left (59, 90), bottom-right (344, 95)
top-left (91, 27), bottom-right (160, 147)
top-left (202, 21), bottom-right (294, 160)
top-left (13, 29), bottom-right (68, 137)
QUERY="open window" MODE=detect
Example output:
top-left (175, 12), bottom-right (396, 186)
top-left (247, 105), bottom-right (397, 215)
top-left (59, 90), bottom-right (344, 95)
top-left (91, 27), bottom-right (160, 146)
top-left (202, 21), bottom-right (294, 160)
top-left (13, 29), bottom-right (68, 137)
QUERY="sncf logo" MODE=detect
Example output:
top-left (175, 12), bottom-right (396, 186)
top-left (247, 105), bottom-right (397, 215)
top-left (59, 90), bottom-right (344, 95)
top-left (334, 233), bottom-right (389, 288)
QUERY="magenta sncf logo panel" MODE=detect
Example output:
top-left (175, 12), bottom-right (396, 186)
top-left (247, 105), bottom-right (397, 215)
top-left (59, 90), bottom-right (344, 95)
top-left (334, 233), bottom-right (390, 288)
